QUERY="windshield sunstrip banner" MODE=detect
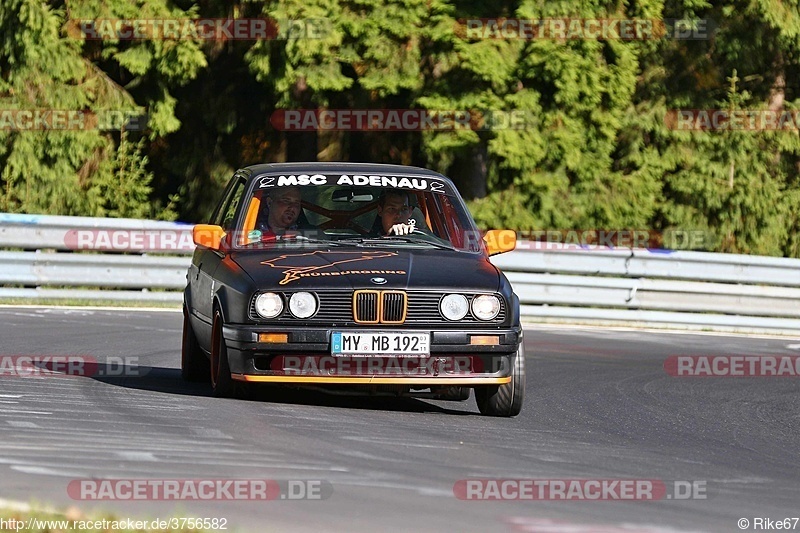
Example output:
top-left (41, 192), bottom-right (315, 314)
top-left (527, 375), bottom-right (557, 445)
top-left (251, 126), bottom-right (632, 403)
top-left (255, 174), bottom-right (451, 194)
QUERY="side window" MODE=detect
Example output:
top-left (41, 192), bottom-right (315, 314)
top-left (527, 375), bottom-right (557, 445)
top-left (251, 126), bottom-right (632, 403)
top-left (210, 176), bottom-right (236, 225)
top-left (211, 176), bottom-right (247, 230)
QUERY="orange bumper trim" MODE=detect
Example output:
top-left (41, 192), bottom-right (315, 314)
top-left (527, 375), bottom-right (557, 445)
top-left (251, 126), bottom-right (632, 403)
top-left (230, 374), bottom-right (511, 385)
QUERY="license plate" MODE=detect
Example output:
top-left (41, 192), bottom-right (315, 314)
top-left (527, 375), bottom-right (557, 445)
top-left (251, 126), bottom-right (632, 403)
top-left (331, 332), bottom-right (430, 355)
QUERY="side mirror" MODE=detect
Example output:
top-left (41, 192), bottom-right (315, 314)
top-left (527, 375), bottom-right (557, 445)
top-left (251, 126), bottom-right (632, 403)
top-left (193, 224), bottom-right (225, 251)
top-left (483, 229), bottom-right (517, 256)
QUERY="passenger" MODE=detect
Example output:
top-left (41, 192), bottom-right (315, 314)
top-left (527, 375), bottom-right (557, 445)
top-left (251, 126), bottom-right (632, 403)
top-left (373, 190), bottom-right (416, 236)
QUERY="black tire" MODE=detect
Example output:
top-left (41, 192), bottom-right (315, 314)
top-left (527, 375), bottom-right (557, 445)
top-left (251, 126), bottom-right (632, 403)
top-left (181, 307), bottom-right (209, 382)
top-left (210, 309), bottom-right (235, 398)
top-left (475, 345), bottom-right (525, 417)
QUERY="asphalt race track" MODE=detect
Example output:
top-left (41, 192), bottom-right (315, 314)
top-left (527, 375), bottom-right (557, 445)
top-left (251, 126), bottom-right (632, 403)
top-left (1, 307), bottom-right (799, 532)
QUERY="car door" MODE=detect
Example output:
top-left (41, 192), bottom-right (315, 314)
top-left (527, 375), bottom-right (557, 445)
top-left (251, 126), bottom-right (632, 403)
top-left (189, 172), bottom-right (248, 348)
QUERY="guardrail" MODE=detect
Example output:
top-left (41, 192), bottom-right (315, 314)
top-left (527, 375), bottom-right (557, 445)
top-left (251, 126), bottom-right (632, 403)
top-left (0, 213), bottom-right (195, 254)
top-left (491, 247), bottom-right (800, 334)
top-left (2, 214), bottom-right (800, 334)
top-left (0, 213), bottom-right (192, 303)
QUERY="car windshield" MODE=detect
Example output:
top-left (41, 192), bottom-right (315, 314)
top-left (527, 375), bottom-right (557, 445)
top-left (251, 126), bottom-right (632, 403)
top-left (231, 173), bottom-right (485, 253)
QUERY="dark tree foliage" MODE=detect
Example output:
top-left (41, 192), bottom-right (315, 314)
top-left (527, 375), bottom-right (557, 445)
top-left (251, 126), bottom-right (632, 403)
top-left (1, 0), bottom-right (798, 255)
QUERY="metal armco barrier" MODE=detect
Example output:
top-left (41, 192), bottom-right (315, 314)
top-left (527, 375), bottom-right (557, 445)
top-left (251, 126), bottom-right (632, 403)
top-left (0, 213), bottom-right (192, 303)
top-left (491, 246), bottom-right (800, 333)
top-left (0, 252), bottom-right (188, 288)
top-left (2, 214), bottom-right (800, 334)
top-left (0, 213), bottom-right (194, 254)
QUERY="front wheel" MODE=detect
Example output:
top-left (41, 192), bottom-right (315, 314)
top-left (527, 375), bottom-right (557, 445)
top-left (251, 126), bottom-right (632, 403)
top-left (181, 307), bottom-right (209, 382)
top-left (210, 310), bottom-right (235, 398)
top-left (475, 345), bottom-right (525, 417)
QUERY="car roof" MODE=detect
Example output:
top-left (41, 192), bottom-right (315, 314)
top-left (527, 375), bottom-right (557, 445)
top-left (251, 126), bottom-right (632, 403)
top-left (242, 162), bottom-right (453, 184)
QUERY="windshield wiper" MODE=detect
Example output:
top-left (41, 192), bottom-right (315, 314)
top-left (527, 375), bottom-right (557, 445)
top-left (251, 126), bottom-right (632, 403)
top-left (281, 235), bottom-right (338, 245)
top-left (383, 235), bottom-right (457, 250)
top-left (239, 235), bottom-right (348, 248)
top-left (337, 235), bottom-right (456, 251)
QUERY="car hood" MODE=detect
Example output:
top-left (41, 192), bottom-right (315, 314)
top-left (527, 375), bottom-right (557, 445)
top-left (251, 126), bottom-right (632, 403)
top-left (230, 247), bottom-right (500, 292)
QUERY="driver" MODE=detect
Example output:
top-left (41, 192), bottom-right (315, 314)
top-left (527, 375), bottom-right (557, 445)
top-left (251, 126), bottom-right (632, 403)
top-left (258, 187), bottom-right (302, 238)
top-left (374, 190), bottom-right (416, 236)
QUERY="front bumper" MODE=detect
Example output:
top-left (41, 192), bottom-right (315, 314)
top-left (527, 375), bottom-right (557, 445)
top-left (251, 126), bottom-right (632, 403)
top-left (222, 324), bottom-right (521, 385)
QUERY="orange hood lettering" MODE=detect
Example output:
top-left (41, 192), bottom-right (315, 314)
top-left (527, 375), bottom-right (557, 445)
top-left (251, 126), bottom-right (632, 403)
top-left (260, 250), bottom-right (404, 285)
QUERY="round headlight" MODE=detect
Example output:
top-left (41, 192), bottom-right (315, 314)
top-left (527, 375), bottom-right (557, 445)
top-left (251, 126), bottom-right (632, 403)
top-left (440, 294), bottom-right (468, 321)
top-left (289, 292), bottom-right (318, 319)
top-left (255, 292), bottom-right (283, 318)
top-left (472, 294), bottom-right (501, 320)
